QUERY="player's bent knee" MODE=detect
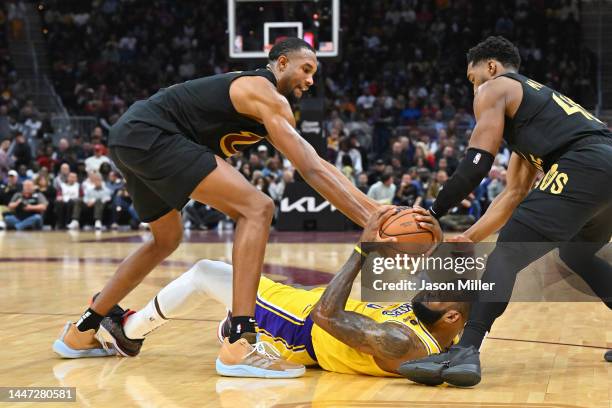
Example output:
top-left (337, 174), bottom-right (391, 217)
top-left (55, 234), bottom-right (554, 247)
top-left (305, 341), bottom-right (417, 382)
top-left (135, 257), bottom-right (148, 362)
top-left (558, 248), bottom-right (578, 269)
top-left (152, 231), bottom-right (182, 256)
top-left (261, 195), bottom-right (275, 217)
top-left (194, 259), bottom-right (232, 276)
top-left (192, 259), bottom-right (233, 284)
top-left (245, 195), bottom-right (275, 222)
top-left (194, 259), bottom-right (216, 273)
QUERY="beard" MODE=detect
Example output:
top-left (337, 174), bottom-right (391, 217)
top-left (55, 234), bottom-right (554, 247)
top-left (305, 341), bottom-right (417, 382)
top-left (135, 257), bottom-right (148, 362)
top-left (284, 90), bottom-right (299, 106)
top-left (412, 301), bottom-right (445, 325)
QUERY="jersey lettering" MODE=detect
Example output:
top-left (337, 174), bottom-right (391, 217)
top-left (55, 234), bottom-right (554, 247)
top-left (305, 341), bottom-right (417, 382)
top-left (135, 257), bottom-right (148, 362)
top-left (552, 92), bottom-right (603, 123)
top-left (525, 79), bottom-right (544, 91)
top-left (537, 163), bottom-right (569, 194)
top-left (382, 303), bottom-right (412, 317)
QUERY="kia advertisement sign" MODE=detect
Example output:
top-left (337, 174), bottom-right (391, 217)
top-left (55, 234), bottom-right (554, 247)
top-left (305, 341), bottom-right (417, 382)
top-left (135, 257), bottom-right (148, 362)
top-left (280, 196), bottom-right (336, 213)
top-left (276, 182), bottom-right (356, 231)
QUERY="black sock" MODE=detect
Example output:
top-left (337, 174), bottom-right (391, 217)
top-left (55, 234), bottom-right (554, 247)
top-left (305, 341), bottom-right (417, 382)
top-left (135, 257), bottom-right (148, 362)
top-left (458, 320), bottom-right (489, 349)
top-left (229, 316), bottom-right (256, 343)
top-left (76, 308), bottom-right (104, 332)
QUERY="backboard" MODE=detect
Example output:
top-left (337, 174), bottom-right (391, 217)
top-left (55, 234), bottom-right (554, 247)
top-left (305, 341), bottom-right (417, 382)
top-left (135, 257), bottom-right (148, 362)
top-left (228, 0), bottom-right (340, 59)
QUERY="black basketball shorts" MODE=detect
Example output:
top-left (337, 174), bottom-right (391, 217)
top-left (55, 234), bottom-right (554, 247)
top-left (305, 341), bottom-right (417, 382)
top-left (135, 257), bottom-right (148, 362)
top-left (509, 143), bottom-right (612, 242)
top-left (109, 132), bottom-right (218, 223)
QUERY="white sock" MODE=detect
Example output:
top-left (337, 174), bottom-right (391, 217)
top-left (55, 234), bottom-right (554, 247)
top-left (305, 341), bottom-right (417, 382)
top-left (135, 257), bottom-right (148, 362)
top-left (123, 297), bottom-right (166, 339)
top-left (123, 259), bottom-right (234, 339)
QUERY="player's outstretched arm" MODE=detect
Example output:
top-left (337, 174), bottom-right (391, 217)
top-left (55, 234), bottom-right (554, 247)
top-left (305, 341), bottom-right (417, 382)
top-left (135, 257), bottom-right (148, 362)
top-left (230, 76), bottom-right (377, 227)
top-left (311, 207), bottom-right (426, 371)
top-left (318, 157), bottom-right (380, 224)
top-left (430, 81), bottom-right (506, 219)
top-left (459, 152), bottom-right (539, 242)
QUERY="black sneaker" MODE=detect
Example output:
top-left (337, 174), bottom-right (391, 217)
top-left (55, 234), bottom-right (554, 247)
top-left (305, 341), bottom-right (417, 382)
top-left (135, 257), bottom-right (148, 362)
top-left (399, 345), bottom-right (481, 387)
top-left (97, 309), bottom-right (144, 357)
top-left (440, 345), bottom-right (481, 387)
top-left (90, 292), bottom-right (125, 319)
top-left (605, 350), bottom-right (612, 362)
top-left (397, 351), bottom-right (448, 386)
top-left (217, 310), bottom-right (232, 344)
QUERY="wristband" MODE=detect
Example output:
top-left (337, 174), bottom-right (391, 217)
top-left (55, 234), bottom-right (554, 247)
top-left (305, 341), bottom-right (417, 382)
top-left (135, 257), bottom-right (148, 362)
top-left (354, 245), bottom-right (368, 257)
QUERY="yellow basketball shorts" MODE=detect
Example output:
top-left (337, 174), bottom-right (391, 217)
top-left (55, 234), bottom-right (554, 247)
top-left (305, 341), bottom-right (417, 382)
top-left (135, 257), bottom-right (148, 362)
top-left (255, 277), bottom-right (321, 366)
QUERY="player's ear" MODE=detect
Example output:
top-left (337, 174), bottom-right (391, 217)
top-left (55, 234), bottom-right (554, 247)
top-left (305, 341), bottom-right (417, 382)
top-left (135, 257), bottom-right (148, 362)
top-left (488, 60), bottom-right (497, 76)
top-left (443, 310), bottom-right (461, 324)
top-left (277, 55), bottom-right (289, 72)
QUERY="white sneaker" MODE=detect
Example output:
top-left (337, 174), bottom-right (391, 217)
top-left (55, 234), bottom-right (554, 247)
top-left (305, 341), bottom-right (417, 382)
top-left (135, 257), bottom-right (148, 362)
top-left (138, 222), bottom-right (149, 230)
top-left (0, 220), bottom-right (5, 230)
top-left (67, 220), bottom-right (79, 230)
top-left (95, 220), bottom-right (103, 230)
top-left (110, 223), bottom-right (119, 230)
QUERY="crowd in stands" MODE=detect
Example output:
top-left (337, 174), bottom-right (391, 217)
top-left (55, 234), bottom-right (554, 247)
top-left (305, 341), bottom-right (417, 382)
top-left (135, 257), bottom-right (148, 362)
top-left (0, 0), bottom-right (596, 231)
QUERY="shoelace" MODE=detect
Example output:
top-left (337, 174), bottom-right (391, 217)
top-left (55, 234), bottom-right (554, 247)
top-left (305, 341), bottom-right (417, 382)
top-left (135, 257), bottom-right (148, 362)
top-left (246, 341), bottom-right (281, 361)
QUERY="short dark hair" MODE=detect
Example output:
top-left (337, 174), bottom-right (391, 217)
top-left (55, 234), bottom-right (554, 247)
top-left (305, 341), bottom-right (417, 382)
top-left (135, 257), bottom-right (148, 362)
top-left (381, 173), bottom-right (393, 183)
top-left (467, 36), bottom-right (521, 70)
top-left (268, 37), bottom-right (316, 61)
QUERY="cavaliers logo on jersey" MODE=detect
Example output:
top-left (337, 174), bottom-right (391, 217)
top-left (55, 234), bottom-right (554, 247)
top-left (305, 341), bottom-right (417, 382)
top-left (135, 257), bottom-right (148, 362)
top-left (219, 131), bottom-right (265, 157)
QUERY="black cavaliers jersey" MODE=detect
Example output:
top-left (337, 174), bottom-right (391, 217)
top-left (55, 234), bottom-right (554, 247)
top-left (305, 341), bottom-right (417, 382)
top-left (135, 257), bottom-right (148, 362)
top-left (109, 69), bottom-right (275, 158)
top-left (500, 72), bottom-right (611, 172)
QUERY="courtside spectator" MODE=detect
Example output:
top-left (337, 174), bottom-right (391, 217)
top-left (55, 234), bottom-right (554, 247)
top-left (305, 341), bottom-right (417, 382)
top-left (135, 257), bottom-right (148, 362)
top-left (0, 169), bottom-right (22, 229)
top-left (82, 172), bottom-right (111, 230)
top-left (5, 179), bottom-right (47, 230)
top-left (34, 172), bottom-right (56, 227)
top-left (57, 172), bottom-right (81, 230)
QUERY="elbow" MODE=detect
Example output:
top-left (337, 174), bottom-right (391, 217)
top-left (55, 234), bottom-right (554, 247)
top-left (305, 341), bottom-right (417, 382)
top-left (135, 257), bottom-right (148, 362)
top-left (310, 304), bottom-right (330, 327)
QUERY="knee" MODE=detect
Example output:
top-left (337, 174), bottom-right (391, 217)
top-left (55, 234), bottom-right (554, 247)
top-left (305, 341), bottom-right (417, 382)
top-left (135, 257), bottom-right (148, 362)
top-left (194, 259), bottom-right (230, 275)
top-left (191, 259), bottom-right (232, 288)
top-left (558, 248), bottom-right (575, 267)
top-left (244, 195), bottom-right (275, 222)
top-left (558, 247), bottom-right (588, 270)
top-left (194, 259), bottom-right (217, 276)
top-left (152, 228), bottom-right (182, 255)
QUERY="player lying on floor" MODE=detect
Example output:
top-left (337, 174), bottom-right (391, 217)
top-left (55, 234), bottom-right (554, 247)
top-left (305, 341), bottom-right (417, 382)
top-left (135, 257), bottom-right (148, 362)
top-left (57, 207), bottom-right (468, 377)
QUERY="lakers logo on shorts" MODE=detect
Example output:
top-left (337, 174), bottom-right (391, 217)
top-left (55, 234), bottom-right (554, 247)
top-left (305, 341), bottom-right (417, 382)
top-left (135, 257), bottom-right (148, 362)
top-left (220, 131), bottom-right (264, 157)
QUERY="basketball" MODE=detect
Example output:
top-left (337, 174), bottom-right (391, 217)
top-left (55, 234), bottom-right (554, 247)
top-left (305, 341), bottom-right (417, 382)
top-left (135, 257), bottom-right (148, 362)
top-left (379, 209), bottom-right (435, 254)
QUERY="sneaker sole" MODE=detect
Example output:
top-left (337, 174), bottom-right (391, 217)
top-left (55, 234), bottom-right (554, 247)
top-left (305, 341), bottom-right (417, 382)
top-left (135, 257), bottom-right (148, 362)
top-left (215, 358), bottom-right (305, 379)
top-left (397, 362), bottom-right (444, 386)
top-left (441, 364), bottom-right (481, 387)
top-left (52, 339), bottom-right (116, 359)
top-left (96, 324), bottom-right (133, 357)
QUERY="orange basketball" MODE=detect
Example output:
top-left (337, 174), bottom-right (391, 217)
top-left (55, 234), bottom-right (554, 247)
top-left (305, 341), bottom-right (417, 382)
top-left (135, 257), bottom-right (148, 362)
top-left (379, 209), bottom-right (435, 255)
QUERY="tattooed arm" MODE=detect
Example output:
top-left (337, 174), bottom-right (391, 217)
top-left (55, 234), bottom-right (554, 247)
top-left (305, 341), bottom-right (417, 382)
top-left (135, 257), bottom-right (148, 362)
top-left (310, 207), bottom-right (439, 372)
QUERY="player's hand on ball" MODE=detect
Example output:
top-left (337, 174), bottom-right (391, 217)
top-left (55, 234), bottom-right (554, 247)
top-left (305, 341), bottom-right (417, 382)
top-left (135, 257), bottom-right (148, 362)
top-left (360, 205), bottom-right (398, 243)
top-left (411, 206), bottom-right (443, 244)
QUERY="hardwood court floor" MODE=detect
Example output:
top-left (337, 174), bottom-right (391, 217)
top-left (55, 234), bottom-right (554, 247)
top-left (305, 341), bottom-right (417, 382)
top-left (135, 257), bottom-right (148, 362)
top-left (0, 231), bottom-right (610, 408)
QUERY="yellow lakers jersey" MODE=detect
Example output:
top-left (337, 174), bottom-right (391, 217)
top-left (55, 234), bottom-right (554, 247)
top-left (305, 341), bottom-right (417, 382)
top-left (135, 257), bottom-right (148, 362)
top-left (309, 288), bottom-right (446, 377)
top-left (254, 277), bottom-right (447, 378)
